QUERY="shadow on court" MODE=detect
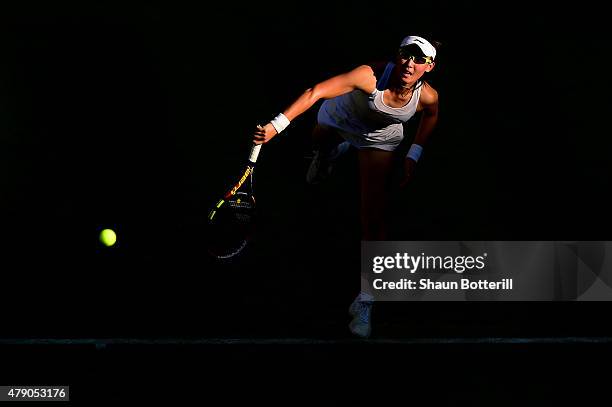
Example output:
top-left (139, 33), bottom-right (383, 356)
top-left (0, 340), bottom-right (609, 403)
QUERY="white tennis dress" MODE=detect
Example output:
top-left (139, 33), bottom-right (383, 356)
top-left (317, 62), bottom-right (422, 151)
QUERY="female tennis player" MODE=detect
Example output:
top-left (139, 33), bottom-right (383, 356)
top-left (253, 35), bottom-right (440, 338)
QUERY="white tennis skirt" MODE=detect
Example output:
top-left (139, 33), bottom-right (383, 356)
top-left (317, 110), bottom-right (404, 152)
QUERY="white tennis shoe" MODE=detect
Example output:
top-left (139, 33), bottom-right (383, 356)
top-left (348, 292), bottom-right (374, 338)
top-left (306, 141), bottom-right (350, 184)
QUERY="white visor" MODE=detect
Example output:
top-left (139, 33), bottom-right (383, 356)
top-left (400, 36), bottom-right (436, 60)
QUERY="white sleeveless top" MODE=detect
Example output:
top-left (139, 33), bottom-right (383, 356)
top-left (317, 62), bottom-right (422, 151)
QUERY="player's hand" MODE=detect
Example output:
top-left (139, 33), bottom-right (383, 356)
top-left (399, 158), bottom-right (416, 188)
top-left (253, 123), bottom-right (278, 145)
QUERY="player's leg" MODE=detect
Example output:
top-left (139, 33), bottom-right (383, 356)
top-left (348, 147), bottom-right (396, 338)
top-left (306, 124), bottom-right (350, 184)
top-left (358, 147), bottom-right (395, 240)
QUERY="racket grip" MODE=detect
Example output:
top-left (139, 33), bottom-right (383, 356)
top-left (249, 143), bottom-right (262, 164)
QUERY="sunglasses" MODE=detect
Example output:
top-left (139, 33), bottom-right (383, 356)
top-left (398, 48), bottom-right (433, 64)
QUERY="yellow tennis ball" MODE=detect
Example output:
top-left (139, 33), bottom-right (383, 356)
top-left (99, 229), bottom-right (117, 247)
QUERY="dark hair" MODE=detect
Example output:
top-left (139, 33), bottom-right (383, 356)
top-left (420, 38), bottom-right (442, 90)
top-left (431, 39), bottom-right (443, 53)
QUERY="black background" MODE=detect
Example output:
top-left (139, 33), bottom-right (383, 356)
top-left (1, 1), bottom-right (611, 403)
top-left (1, 1), bottom-right (611, 338)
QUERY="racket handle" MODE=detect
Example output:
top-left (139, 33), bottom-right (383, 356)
top-left (249, 143), bottom-right (262, 164)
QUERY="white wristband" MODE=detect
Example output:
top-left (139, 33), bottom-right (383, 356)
top-left (407, 144), bottom-right (423, 162)
top-left (270, 113), bottom-right (290, 134)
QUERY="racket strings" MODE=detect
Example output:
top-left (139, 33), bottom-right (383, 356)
top-left (233, 213), bottom-right (252, 223)
top-left (228, 201), bottom-right (254, 209)
top-left (207, 166), bottom-right (257, 259)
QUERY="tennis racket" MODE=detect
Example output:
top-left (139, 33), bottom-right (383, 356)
top-left (206, 142), bottom-right (263, 259)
